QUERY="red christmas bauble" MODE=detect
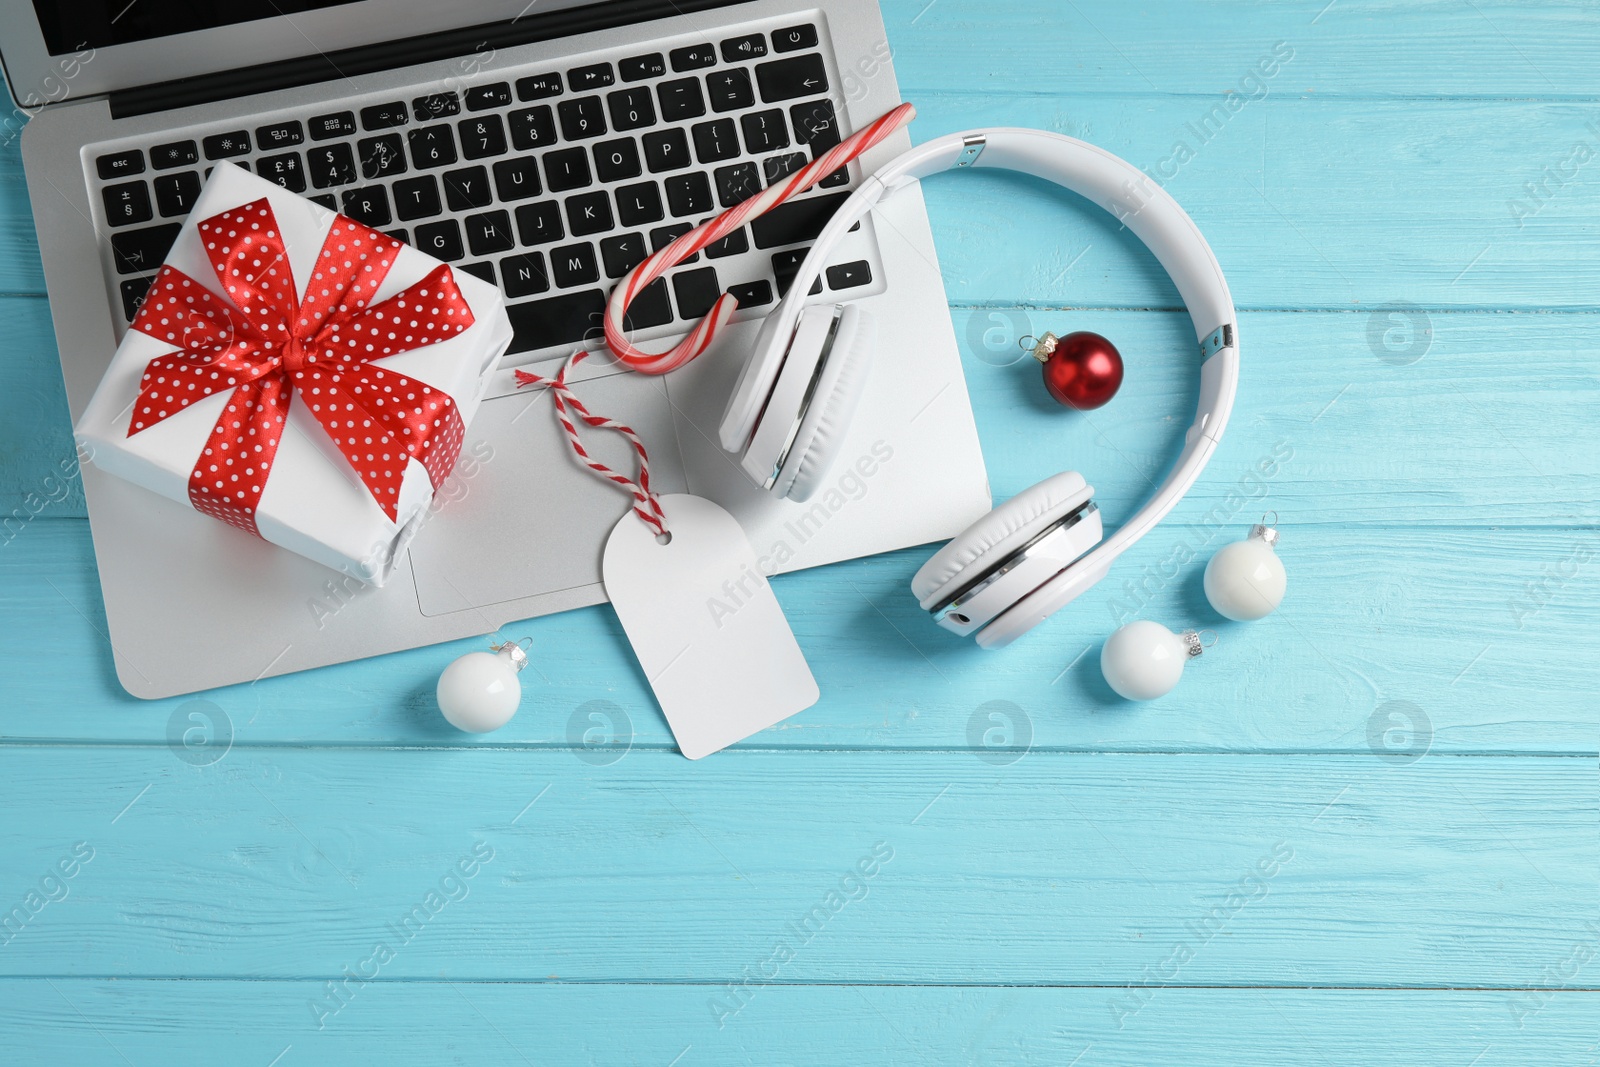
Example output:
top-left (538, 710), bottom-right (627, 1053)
top-left (1039, 331), bottom-right (1124, 410)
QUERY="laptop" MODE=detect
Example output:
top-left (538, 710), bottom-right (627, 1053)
top-left (6, 0), bottom-right (991, 698)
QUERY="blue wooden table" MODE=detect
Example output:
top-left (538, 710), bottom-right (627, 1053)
top-left (3, 2), bottom-right (1598, 1062)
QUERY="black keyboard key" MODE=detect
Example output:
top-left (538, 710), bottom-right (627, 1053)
top-left (414, 93), bottom-right (461, 121)
top-left (728, 279), bottom-right (773, 307)
top-left (772, 248), bottom-right (822, 296)
top-left (756, 54), bottom-right (828, 103)
top-left (827, 260), bottom-right (873, 290)
top-left (358, 134), bottom-right (407, 179)
top-left (256, 121), bottom-right (304, 149)
top-left (743, 109), bottom-right (791, 154)
top-left (566, 191), bottom-right (614, 237)
top-left (393, 175), bottom-right (442, 221)
top-left (153, 172), bottom-right (201, 218)
top-left (671, 44), bottom-right (717, 72)
top-left (707, 69), bottom-right (755, 113)
top-left (752, 191), bottom-right (850, 249)
top-left (442, 165), bottom-right (493, 211)
top-left (672, 267), bottom-right (720, 320)
top-left (458, 114), bottom-right (507, 160)
top-left (764, 151), bottom-right (807, 186)
top-left (111, 223), bottom-right (181, 274)
top-left (544, 147), bottom-right (592, 192)
top-left (650, 223), bottom-right (698, 263)
top-left (714, 162), bottom-right (761, 207)
top-left (341, 186), bottom-right (392, 227)
top-left (568, 63), bottom-right (614, 92)
top-left (657, 78), bottom-right (705, 122)
top-left (307, 142), bottom-right (357, 188)
top-left (551, 243), bottom-right (599, 287)
top-left (722, 34), bottom-right (768, 62)
top-left (465, 82), bottom-right (512, 111)
top-left (500, 252), bottom-right (549, 297)
top-left (120, 275), bottom-right (154, 321)
top-left (820, 165), bottom-right (850, 189)
top-left (309, 112), bottom-right (356, 141)
top-left (96, 150), bottom-right (144, 179)
top-left (150, 140), bottom-right (198, 170)
top-left (692, 118), bottom-right (739, 163)
top-left (493, 156), bottom-right (542, 201)
top-left (310, 194), bottom-right (338, 210)
top-left (102, 181), bottom-right (152, 226)
top-left (202, 132), bottom-right (250, 160)
top-left (704, 226), bottom-right (748, 259)
top-left (509, 105), bottom-right (558, 151)
top-left (507, 289), bottom-right (606, 352)
top-left (459, 262), bottom-right (496, 286)
top-left (791, 99), bottom-right (841, 152)
top-left (515, 201), bottom-right (564, 245)
top-left (665, 172), bottom-right (712, 217)
top-left (386, 228), bottom-right (409, 244)
top-left (256, 153), bottom-right (306, 192)
top-left (414, 219), bottom-right (464, 261)
top-left (620, 53), bottom-right (666, 82)
top-left (516, 72), bottom-right (563, 100)
top-left (558, 97), bottom-right (607, 140)
top-left (615, 181), bottom-right (664, 226)
top-left (361, 102), bottom-right (409, 130)
top-left (626, 278), bottom-right (674, 330)
top-left (772, 24), bottom-right (819, 53)
top-left (600, 232), bottom-right (648, 278)
top-left (593, 138), bottom-right (641, 183)
top-left (465, 210), bottom-right (515, 256)
top-left (607, 87), bottom-right (657, 132)
top-left (408, 125), bottom-right (458, 169)
top-left (643, 128), bottom-right (691, 172)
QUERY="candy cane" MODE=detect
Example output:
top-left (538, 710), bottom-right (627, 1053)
top-left (599, 101), bottom-right (917, 376)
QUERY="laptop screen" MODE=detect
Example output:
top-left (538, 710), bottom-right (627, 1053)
top-left (31, 0), bottom-right (365, 55)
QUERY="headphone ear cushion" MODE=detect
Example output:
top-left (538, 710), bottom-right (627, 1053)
top-left (912, 471), bottom-right (1095, 611)
top-left (775, 306), bottom-right (876, 502)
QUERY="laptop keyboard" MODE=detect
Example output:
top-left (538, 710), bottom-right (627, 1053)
top-left (89, 18), bottom-right (884, 363)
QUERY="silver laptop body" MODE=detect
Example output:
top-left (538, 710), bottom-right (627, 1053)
top-left (6, 0), bottom-right (990, 698)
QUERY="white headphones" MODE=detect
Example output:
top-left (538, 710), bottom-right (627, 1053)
top-left (717, 128), bottom-right (1240, 649)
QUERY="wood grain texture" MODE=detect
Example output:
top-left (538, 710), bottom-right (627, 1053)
top-left (2, 1), bottom-right (1597, 1062)
top-left (0, 749), bottom-right (1592, 984)
top-left (1, 983), bottom-right (1595, 1066)
top-left (2, 522), bottom-right (1596, 752)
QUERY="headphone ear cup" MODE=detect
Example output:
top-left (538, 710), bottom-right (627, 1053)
top-left (774, 306), bottom-right (876, 502)
top-left (719, 311), bottom-right (794, 454)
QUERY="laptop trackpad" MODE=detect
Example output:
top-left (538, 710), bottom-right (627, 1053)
top-left (407, 369), bottom-right (686, 617)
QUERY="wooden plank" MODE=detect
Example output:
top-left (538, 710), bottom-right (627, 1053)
top-left (6, 94), bottom-right (1600, 306)
top-left (0, 982), bottom-right (1594, 1065)
top-left (884, 0), bottom-right (1600, 99)
top-left (0, 748), bottom-right (1590, 982)
top-left (6, 305), bottom-right (1597, 523)
top-left (2, 520), bottom-right (1595, 751)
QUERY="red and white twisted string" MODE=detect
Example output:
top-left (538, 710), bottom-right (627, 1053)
top-left (514, 101), bottom-right (917, 530)
top-left (515, 349), bottom-right (670, 537)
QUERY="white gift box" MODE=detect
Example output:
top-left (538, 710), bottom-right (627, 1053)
top-left (75, 162), bottom-right (513, 585)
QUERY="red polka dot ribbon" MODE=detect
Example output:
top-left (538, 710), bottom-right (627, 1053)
top-left (127, 198), bottom-right (475, 537)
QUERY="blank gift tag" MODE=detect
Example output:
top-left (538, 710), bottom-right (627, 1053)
top-left (603, 493), bottom-right (819, 759)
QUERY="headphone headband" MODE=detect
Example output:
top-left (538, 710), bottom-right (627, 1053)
top-left (754, 128), bottom-right (1239, 613)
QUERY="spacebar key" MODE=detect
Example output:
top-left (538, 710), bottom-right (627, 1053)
top-left (507, 289), bottom-right (607, 352)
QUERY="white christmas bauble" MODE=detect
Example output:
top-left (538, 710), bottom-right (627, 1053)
top-left (1204, 536), bottom-right (1287, 621)
top-left (437, 644), bottom-right (527, 733)
top-left (1100, 620), bottom-right (1192, 701)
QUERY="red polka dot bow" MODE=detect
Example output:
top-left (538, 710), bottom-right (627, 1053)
top-left (128, 198), bottom-right (475, 536)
